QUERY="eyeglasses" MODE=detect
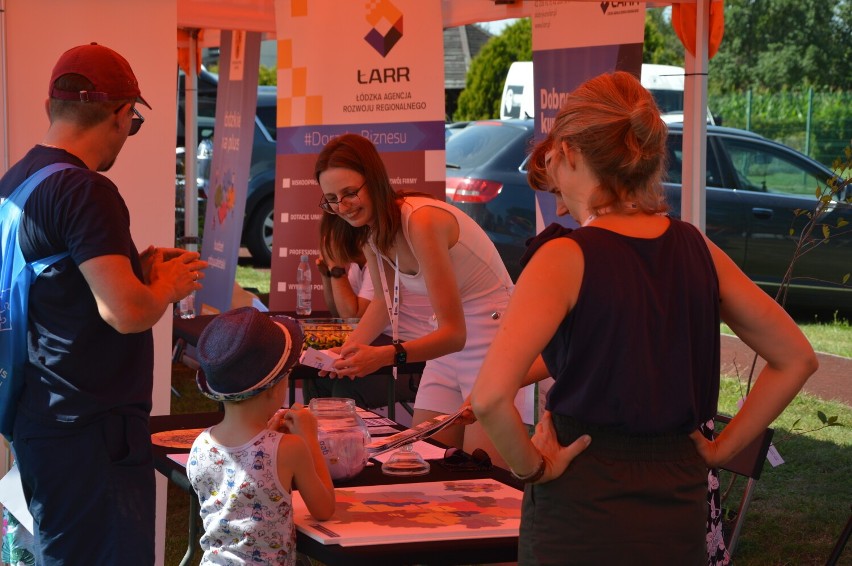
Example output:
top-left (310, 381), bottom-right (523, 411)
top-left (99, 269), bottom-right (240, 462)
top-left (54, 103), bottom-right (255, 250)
top-left (319, 181), bottom-right (366, 214)
top-left (128, 107), bottom-right (144, 136)
top-left (115, 104), bottom-right (144, 136)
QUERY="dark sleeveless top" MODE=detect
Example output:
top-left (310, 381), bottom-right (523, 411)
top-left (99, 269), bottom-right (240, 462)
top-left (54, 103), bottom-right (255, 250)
top-left (522, 218), bottom-right (720, 435)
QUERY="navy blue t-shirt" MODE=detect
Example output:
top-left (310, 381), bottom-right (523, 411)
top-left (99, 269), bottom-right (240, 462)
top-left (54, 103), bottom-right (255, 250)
top-left (525, 218), bottom-right (720, 435)
top-left (0, 145), bottom-right (153, 426)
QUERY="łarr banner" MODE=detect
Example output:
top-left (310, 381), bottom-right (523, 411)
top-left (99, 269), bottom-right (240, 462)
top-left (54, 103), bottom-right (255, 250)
top-left (270, 0), bottom-right (445, 311)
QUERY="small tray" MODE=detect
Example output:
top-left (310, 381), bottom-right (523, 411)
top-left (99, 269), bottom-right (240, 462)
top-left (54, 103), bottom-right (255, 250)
top-left (298, 318), bottom-right (358, 349)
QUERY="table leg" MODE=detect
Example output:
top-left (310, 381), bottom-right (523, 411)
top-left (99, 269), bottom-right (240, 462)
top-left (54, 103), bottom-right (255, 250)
top-left (386, 376), bottom-right (396, 421)
top-left (171, 338), bottom-right (187, 398)
top-left (179, 492), bottom-right (200, 566)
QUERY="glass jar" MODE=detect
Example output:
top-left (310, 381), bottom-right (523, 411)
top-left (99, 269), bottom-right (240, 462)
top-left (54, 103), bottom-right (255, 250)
top-left (309, 397), bottom-right (371, 481)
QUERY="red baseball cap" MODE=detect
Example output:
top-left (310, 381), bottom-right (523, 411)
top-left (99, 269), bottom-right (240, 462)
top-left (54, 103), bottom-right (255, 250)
top-left (49, 42), bottom-right (151, 109)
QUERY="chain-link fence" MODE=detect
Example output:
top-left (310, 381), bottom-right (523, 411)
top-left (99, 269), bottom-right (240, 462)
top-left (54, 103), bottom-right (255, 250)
top-left (709, 90), bottom-right (852, 168)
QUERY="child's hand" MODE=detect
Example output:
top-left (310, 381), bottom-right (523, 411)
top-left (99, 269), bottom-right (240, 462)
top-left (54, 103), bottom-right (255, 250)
top-left (267, 408), bottom-right (289, 432)
top-left (283, 404), bottom-right (319, 439)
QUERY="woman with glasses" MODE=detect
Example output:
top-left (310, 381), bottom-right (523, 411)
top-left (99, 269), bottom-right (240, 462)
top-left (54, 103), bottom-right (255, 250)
top-left (469, 72), bottom-right (817, 565)
top-left (315, 133), bottom-right (533, 465)
top-left (306, 237), bottom-right (433, 410)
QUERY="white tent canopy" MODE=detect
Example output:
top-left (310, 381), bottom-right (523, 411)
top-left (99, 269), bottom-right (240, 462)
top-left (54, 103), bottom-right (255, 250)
top-left (175, 0), bottom-right (714, 233)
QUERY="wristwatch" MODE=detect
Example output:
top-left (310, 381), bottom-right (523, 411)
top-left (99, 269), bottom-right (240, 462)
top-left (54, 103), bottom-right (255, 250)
top-left (318, 261), bottom-right (346, 278)
top-left (392, 341), bottom-right (407, 367)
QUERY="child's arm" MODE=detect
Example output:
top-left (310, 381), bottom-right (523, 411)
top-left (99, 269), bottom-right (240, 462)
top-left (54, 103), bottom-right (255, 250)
top-left (278, 407), bottom-right (336, 520)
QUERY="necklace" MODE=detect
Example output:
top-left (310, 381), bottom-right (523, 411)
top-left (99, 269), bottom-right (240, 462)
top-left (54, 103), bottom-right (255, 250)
top-left (38, 143), bottom-right (63, 150)
top-left (583, 202), bottom-right (638, 227)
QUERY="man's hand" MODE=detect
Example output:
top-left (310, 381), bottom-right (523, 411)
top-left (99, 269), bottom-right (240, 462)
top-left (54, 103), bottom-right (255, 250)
top-left (147, 249), bottom-right (207, 303)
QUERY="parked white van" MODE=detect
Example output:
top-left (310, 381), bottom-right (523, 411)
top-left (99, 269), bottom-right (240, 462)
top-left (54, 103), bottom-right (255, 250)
top-left (500, 61), bottom-right (713, 124)
top-left (500, 62), bottom-right (535, 120)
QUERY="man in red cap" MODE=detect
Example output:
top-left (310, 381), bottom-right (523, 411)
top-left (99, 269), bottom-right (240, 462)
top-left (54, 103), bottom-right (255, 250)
top-left (0, 43), bottom-right (207, 564)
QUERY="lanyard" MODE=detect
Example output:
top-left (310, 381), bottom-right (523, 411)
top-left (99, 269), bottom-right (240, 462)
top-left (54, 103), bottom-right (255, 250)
top-left (370, 241), bottom-right (400, 378)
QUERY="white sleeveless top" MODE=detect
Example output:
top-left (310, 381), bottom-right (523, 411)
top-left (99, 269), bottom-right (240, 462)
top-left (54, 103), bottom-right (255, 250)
top-left (387, 196), bottom-right (513, 303)
top-left (187, 429), bottom-right (296, 565)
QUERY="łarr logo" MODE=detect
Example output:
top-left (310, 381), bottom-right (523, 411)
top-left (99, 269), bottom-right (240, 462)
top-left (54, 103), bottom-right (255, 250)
top-left (600, 2), bottom-right (640, 14)
top-left (364, 0), bottom-right (404, 58)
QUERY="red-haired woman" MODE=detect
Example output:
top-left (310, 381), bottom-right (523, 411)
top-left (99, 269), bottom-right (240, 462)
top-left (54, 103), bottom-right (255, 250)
top-left (471, 71), bottom-right (817, 565)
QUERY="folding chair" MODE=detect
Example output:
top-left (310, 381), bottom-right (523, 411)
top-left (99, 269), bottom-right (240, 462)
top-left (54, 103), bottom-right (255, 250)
top-left (714, 413), bottom-right (775, 557)
top-left (826, 503), bottom-right (851, 566)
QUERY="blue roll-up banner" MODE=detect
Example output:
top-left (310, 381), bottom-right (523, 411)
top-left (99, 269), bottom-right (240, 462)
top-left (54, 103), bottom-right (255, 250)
top-left (196, 30), bottom-right (262, 315)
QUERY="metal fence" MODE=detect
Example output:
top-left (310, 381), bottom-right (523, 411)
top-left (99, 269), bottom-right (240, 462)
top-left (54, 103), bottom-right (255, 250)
top-left (709, 89), bottom-right (852, 169)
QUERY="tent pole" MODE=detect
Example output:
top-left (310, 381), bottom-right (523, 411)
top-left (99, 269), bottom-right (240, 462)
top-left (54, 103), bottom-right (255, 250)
top-left (183, 28), bottom-right (200, 253)
top-left (681, 0), bottom-right (710, 233)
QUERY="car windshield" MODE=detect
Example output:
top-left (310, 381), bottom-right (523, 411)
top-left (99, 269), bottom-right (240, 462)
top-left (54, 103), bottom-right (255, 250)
top-left (446, 124), bottom-right (525, 169)
top-left (649, 88), bottom-right (684, 115)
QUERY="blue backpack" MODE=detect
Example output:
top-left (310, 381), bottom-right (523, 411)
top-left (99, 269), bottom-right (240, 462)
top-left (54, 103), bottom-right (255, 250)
top-left (0, 163), bottom-right (77, 442)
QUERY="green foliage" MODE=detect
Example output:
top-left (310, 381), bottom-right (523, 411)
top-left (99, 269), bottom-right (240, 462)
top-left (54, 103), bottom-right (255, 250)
top-left (643, 8), bottom-right (684, 65)
top-left (709, 90), bottom-right (852, 167)
top-left (236, 264), bottom-right (271, 294)
top-left (722, 313), bottom-right (852, 357)
top-left (453, 19), bottom-right (531, 121)
top-left (258, 65), bottom-right (277, 86)
top-left (710, 0), bottom-right (852, 92)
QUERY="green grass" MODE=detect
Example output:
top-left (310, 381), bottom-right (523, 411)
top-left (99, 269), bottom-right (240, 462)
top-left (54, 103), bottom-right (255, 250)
top-left (722, 312), bottom-right (852, 358)
top-left (236, 263), bottom-right (271, 295)
top-left (715, 377), bottom-right (852, 565)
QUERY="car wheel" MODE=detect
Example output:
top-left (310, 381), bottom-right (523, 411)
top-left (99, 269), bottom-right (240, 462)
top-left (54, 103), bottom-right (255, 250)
top-left (245, 197), bottom-right (274, 266)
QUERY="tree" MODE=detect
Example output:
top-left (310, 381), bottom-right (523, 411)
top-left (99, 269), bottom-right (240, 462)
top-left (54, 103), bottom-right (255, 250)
top-left (644, 7), bottom-right (684, 65)
top-left (454, 13), bottom-right (685, 121)
top-left (709, 0), bottom-right (851, 93)
top-left (453, 19), bottom-right (531, 120)
top-left (258, 65), bottom-right (277, 86)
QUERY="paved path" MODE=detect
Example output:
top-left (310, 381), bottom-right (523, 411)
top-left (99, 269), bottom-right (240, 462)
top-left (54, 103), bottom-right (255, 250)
top-left (720, 334), bottom-right (851, 407)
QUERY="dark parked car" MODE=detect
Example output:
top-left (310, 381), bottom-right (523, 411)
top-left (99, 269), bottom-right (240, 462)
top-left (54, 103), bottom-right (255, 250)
top-left (444, 121), bottom-right (471, 142)
top-left (445, 119), bottom-right (852, 313)
top-left (176, 69), bottom-right (277, 265)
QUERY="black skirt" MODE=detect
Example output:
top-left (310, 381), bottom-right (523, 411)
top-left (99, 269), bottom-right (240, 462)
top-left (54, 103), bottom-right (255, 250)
top-left (518, 414), bottom-right (707, 566)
